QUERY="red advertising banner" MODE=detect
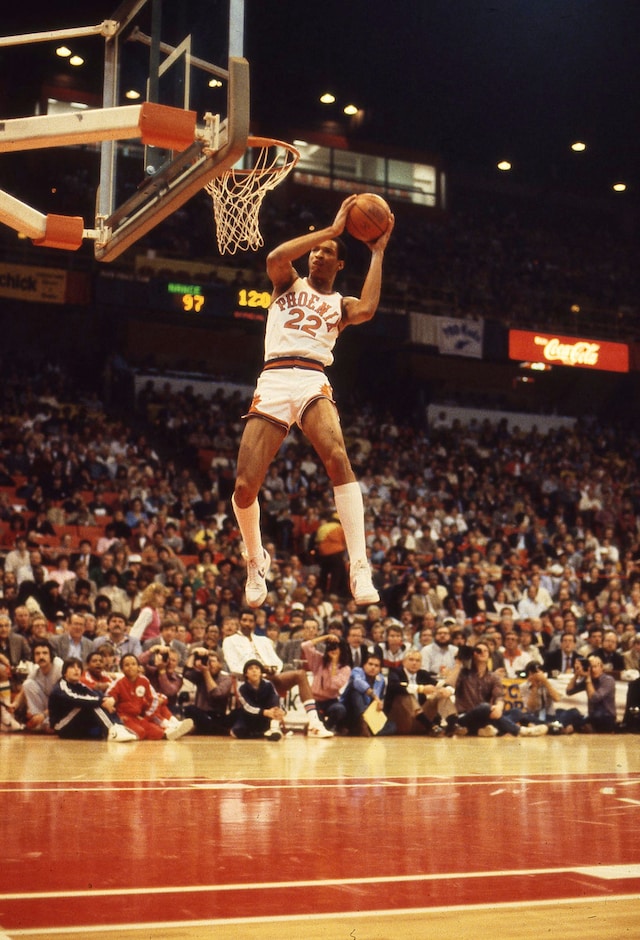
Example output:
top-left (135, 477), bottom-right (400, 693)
top-left (509, 329), bottom-right (629, 373)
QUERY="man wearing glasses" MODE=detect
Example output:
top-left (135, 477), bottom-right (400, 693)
top-left (446, 644), bottom-right (546, 737)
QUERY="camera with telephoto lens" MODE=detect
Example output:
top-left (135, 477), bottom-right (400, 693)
top-left (457, 645), bottom-right (474, 666)
top-left (159, 649), bottom-right (169, 663)
top-left (196, 651), bottom-right (210, 666)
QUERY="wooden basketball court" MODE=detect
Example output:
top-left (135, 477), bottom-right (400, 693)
top-left (2, 733), bottom-right (639, 939)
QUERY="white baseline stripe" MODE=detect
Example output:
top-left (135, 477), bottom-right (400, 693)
top-left (6, 894), bottom-right (640, 937)
top-left (2, 864), bottom-right (638, 902)
top-left (0, 774), bottom-right (636, 795)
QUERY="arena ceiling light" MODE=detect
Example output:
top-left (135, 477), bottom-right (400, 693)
top-left (320, 92), bottom-right (335, 104)
top-left (571, 141), bottom-right (587, 152)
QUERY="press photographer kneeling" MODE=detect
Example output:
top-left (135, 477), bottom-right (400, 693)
top-left (182, 649), bottom-right (234, 735)
top-left (565, 655), bottom-right (617, 733)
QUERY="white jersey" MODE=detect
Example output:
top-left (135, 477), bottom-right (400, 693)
top-left (264, 276), bottom-right (344, 367)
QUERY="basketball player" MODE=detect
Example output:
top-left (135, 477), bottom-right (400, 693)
top-left (232, 194), bottom-right (394, 609)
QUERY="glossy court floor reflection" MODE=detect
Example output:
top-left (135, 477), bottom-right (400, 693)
top-left (1, 734), bottom-right (639, 939)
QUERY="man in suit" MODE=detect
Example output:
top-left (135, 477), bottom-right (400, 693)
top-left (51, 612), bottom-right (93, 664)
top-left (544, 632), bottom-right (579, 675)
top-left (70, 539), bottom-right (99, 573)
top-left (0, 612), bottom-right (30, 669)
top-left (345, 623), bottom-right (370, 669)
top-left (384, 648), bottom-right (454, 734)
top-left (0, 612), bottom-right (31, 729)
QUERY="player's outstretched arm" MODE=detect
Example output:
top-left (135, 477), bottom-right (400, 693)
top-left (266, 195), bottom-right (358, 293)
top-left (342, 215), bottom-right (395, 327)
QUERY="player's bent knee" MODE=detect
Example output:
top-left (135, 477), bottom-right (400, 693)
top-left (323, 446), bottom-right (352, 483)
top-left (233, 480), bottom-right (258, 507)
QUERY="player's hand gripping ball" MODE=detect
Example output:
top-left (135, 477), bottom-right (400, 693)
top-left (345, 193), bottom-right (392, 243)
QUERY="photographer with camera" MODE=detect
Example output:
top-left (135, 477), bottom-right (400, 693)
top-left (139, 644), bottom-right (184, 713)
top-left (142, 619), bottom-right (188, 666)
top-left (301, 626), bottom-right (352, 734)
top-left (565, 655), bottom-right (617, 732)
top-left (182, 649), bottom-right (234, 735)
top-left (446, 644), bottom-right (546, 737)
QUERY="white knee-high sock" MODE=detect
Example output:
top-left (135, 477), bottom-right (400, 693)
top-left (232, 494), bottom-right (264, 560)
top-left (333, 482), bottom-right (367, 563)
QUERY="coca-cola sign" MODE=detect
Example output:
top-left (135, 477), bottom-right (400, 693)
top-left (509, 330), bottom-right (629, 373)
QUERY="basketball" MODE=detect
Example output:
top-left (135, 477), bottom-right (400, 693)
top-left (345, 193), bottom-right (391, 243)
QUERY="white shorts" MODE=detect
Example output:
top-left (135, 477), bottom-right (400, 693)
top-left (245, 365), bottom-right (336, 431)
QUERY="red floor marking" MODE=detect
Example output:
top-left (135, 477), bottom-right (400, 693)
top-left (3, 774), bottom-right (639, 932)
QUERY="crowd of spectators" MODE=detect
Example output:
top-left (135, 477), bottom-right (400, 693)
top-left (1, 356), bottom-right (640, 740)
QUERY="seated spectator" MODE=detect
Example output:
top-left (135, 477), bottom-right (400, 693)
top-left (0, 611), bottom-right (30, 730)
top-left (501, 629), bottom-right (533, 678)
top-left (264, 621), bottom-right (289, 663)
top-left (183, 649), bottom-right (234, 735)
top-left (545, 632), bottom-right (579, 675)
top-left (48, 555), bottom-right (76, 589)
top-left (518, 623), bottom-right (544, 667)
top-left (81, 649), bottom-right (117, 693)
top-left (623, 633), bottom-right (640, 673)
top-left (301, 629), bottom-right (352, 733)
top-left (598, 629), bottom-right (625, 680)
top-left (420, 620), bottom-right (458, 677)
top-left (92, 612), bottom-right (142, 660)
top-left (344, 623), bottom-right (371, 669)
top-left (50, 611), bottom-right (94, 663)
top-left (48, 657), bottom-right (136, 741)
top-left (446, 644), bottom-right (545, 737)
top-left (129, 583), bottom-right (169, 643)
top-left (378, 621), bottom-right (409, 672)
top-left (142, 618), bottom-right (188, 666)
top-left (139, 646), bottom-right (184, 712)
top-left (578, 626), bottom-right (604, 658)
top-left (510, 662), bottom-right (566, 731)
top-left (339, 653), bottom-right (387, 737)
top-left (20, 640), bottom-right (63, 732)
top-left (107, 653), bottom-right (193, 740)
top-left (222, 608), bottom-right (332, 737)
top-left (483, 629), bottom-right (506, 673)
top-left (230, 659), bottom-right (285, 741)
top-left (566, 655), bottom-right (617, 733)
top-left (0, 610), bottom-right (30, 674)
top-left (385, 648), bottom-right (453, 735)
top-left (99, 568), bottom-right (130, 617)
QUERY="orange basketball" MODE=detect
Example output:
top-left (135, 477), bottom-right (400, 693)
top-left (345, 193), bottom-right (391, 243)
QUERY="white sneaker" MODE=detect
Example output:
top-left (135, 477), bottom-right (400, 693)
top-left (477, 725), bottom-right (498, 737)
top-left (308, 721), bottom-right (334, 738)
top-left (519, 724), bottom-right (548, 737)
top-left (165, 718), bottom-right (194, 741)
top-left (244, 549), bottom-right (271, 608)
top-left (108, 724), bottom-right (138, 743)
top-left (264, 721), bottom-right (282, 741)
top-left (1, 712), bottom-right (24, 732)
top-left (350, 559), bottom-right (379, 606)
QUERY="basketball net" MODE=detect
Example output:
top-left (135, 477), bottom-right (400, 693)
top-left (205, 136), bottom-right (300, 255)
